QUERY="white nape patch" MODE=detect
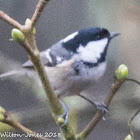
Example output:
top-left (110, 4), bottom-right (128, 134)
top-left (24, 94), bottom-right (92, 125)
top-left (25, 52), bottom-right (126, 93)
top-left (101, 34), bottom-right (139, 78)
top-left (63, 31), bottom-right (78, 43)
top-left (45, 49), bottom-right (52, 63)
top-left (77, 38), bottom-right (108, 63)
top-left (56, 56), bottom-right (61, 62)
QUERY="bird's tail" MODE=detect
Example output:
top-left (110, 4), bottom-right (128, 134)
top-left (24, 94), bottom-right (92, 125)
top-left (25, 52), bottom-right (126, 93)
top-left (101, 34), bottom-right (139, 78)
top-left (0, 70), bottom-right (25, 79)
top-left (0, 70), bottom-right (19, 79)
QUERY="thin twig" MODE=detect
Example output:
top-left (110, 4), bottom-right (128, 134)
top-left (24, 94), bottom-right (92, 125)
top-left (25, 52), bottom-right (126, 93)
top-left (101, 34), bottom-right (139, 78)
top-left (76, 78), bottom-right (125, 139)
top-left (126, 78), bottom-right (140, 86)
top-left (25, 42), bottom-right (76, 140)
top-left (128, 108), bottom-right (140, 137)
top-left (105, 78), bottom-right (125, 107)
top-left (126, 78), bottom-right (140, 137)
top-left (0, 1), bottom-right (76, 139)
top-left (0, 11), bottom-right (23, 30)
top-left (3, 112), bottom-right (50, 140)
top-left (31, 0), bottom-right (51, 27)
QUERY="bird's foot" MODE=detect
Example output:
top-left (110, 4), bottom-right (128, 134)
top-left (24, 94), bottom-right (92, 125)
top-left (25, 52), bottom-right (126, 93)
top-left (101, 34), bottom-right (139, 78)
top-left (96, 103), bottom-right (108, 120)
top-left (58, 99), bottom-right (69, 127)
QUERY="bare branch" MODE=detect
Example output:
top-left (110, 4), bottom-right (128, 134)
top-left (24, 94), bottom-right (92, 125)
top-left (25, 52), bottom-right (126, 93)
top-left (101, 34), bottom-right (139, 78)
top-left (126, 78), bottom-right (140, 86)
top-left (76, 77), bottom-right (125, 139)
top-left (26, 46), bottom-right (76, 139)
top-left (126, 78), bottom-right (140, 138)
top-left (31, 0), bottom-right (51, 27)
top-left (128, 108), bottom-right (140, 137)
top-left (2, 112), bottom-right (50, 140)
top-left (0, 11), bottom-right (23, 30)
top-left (0, 1), bottom-right (75, 139)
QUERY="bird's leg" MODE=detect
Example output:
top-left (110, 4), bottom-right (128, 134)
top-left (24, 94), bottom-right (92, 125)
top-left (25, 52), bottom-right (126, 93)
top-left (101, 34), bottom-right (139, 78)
top-left (77, 94), bottom-right (96, 107)
top-left (94, 102), bottom-right (108, 120)
top-left (78, 94), bottom-right (108, 119)
top-left (58, 98), bottom-right (69, 127)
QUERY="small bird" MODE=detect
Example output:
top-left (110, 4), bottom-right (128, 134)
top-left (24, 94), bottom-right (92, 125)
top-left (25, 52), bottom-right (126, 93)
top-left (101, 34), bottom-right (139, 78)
top-left (0, 27), bottom-right (119, 126)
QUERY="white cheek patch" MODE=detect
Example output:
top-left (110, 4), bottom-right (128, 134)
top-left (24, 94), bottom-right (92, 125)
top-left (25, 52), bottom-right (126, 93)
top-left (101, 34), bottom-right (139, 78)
top-left (45, 49), bottom-right (52, 63)
top-left (63, 31), bottom-right (78, 43)
top-left (77, 38), bottom-right (108, 63)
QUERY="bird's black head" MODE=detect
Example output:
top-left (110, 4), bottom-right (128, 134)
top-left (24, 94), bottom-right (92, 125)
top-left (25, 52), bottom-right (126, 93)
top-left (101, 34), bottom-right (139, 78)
top-left (78, 27), bottom-right (110, 42)
top-left (62, 27), bottom-right (119, 53)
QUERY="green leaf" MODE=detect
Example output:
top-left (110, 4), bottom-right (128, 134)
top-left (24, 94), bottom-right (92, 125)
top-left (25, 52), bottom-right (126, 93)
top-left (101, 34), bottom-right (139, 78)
top-left (57, 117), bottom-right (65, 126)
top-left (115, 64), bottom-right (128, 80)
top-left (25, 18), bottom-right (36, 35)
top-left (0, 114), bottom-right (4, 121)
top-left (0, 106), bottom-right (5, 114)
top-left (124, 134), bottom-right (133, 140)
top-left (11, 28), bottom-right (25, 43)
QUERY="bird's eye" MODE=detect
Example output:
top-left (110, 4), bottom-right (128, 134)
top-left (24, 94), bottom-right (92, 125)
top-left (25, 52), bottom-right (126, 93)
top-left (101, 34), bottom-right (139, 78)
top-left (102, 29), bottom-right (110, 36)
top-left (95, 35), bottom-right (101, 40)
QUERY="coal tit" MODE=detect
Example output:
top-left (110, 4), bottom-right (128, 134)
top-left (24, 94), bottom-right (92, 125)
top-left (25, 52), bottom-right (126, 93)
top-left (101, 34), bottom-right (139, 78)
top-left (0, 27), bottom-right (120, 100)
top-left (0, 27), bottom-right (119, 125)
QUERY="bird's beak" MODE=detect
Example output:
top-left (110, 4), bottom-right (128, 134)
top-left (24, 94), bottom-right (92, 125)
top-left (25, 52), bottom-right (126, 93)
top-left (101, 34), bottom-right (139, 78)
top-left (110, 32), bottom-right (120, 39)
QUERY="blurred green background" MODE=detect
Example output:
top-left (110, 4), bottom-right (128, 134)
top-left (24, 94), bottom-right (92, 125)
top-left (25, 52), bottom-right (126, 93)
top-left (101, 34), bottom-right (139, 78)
top-left (0, 0), bottom-right (140, 139)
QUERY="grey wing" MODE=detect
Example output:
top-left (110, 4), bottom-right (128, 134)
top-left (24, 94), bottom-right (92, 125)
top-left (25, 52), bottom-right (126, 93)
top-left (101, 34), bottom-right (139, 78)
top-left (22, 41), bottom-right (73, 68)
top-left (22, 50), bottom-right (56, 68)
